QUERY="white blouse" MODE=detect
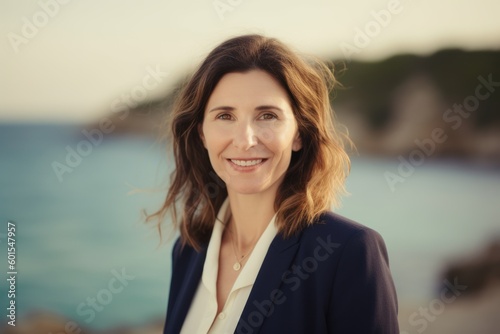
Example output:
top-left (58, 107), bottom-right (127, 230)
top-left (180, 198), bottom-right (278, 334)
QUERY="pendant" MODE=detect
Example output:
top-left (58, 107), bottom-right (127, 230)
top-left (233, 262), bottom-right (241, 271)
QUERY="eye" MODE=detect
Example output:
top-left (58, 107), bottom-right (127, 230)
top-left (259, 113), bottom-right (277, 120)
top-left (216, 113), bottom-right (233, 120)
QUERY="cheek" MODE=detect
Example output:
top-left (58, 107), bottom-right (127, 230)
top-left (255, 120), bottom-right (293, 146)
top-left (254, 121), bottom-right (276, 143)
top-left (203, 130), bottom-right (233, 172)
top-left (203, 124), bottom-right (227, 150)
top-left (265, 128), bottom-right (298, 153)
top-left (204, 122), bottom-right (232, 140)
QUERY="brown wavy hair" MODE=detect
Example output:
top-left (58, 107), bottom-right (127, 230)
top-left (147, 34), bottom-right (351, 250)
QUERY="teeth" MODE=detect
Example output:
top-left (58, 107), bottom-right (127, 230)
top-left (231, 159), bottom-right (263, 167)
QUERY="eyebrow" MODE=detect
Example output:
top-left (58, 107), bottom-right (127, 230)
top-left (208, 106), bottom-right (234, 113)
top-left (255, 105), bottom-right (284, 113)
top-left (208, 105), bottom-right (284, 113)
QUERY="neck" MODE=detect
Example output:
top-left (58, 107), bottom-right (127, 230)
top-left (226, 189), bottom-right (277, 252)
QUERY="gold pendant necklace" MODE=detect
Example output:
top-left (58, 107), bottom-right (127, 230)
top-left (228, 225), bottom-right (256, 271)
top-left (233, 262), bottom-right (241, 271)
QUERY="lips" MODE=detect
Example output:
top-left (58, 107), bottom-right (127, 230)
top-left (230, 159), bottom-right (263, 167)
top-left (226, 158), bottom-right (268, 170)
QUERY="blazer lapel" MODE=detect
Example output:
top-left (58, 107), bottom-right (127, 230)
top-left (236, 232), bottom-right (302, 334)
top-left (165, 246), bottom-right (207, 334)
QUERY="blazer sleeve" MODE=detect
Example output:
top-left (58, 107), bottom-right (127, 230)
top-left (327, 228), bottom-right (399, 333)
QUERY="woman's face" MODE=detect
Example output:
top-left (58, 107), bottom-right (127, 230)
top-left (200, 70), bottom-right (302, 197)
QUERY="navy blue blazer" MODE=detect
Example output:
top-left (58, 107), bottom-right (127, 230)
top-left (164, 212), bottom-right (399, 334)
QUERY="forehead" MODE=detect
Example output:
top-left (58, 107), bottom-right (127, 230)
top-left (206, 70), bottom-right (291, 108)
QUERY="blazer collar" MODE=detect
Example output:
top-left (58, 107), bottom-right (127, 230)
top-left (166, 245), bottom-right (207, 334)
top-left (235, 231), bottom-right (302, 333)
top-left (166, 220), bottom-right (302, 334)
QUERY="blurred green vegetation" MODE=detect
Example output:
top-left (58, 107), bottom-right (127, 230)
top-left (331, 49), bottom-right (500, 131)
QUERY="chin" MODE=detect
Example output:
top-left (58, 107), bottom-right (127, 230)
top-left (228, 186), bottom-right (265, 195)
top-left (225, 180), bottom-right (268, 195)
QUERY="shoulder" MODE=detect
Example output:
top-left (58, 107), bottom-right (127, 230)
top-left (303, 213), bottom-right (400, 333)
top-left (297, 211), bottom-right (389, 260)
top-left (301, 211), bottom-right (384, 243)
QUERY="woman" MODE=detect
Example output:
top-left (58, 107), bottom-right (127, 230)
top-left (150, 34), bottom-right (399, 333)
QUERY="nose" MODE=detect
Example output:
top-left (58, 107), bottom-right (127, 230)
top-left (232, 121), bottom-right (258, 150)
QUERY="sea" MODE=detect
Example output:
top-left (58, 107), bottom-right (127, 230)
top-left (1, 123), bottom-right (499, 330)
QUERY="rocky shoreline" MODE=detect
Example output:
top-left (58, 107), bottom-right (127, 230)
top-left (1, 313), bottom-right (164, 334)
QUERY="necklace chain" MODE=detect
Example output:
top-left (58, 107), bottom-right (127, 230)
top-left (228, 223), bottom-right (257, 271)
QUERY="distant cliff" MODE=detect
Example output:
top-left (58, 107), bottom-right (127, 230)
top-left (331, 49), bottom-right (500, 162)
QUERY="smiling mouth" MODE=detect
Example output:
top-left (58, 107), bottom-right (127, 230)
top-left (229, 159), bottom-right (266, 167)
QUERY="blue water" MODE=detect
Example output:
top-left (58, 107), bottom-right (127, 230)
top-left (0, 124), bottom-right (499, 329)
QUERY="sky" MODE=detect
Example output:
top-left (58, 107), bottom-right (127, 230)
top-left (1, 0), bottom-right (500, 122)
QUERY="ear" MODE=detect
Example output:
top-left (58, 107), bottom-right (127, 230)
top-left (292, 132), bottom-right (302, 152)
top-left (198, 123), bottom-right (206, 148)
